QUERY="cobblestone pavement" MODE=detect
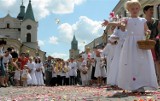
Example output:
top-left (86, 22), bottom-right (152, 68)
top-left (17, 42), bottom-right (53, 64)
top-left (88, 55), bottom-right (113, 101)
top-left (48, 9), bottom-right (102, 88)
top-left (0, 86), bottom-right (159, 101)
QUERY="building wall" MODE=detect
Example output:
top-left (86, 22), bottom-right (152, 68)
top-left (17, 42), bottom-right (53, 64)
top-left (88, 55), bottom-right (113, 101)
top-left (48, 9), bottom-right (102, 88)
top-left (0, 14), bottom-right (21, 39)
top-left (21, 19), bottom-right (38, 43)
top-left (85, 36), bottom-right (104, 52)
top-left (0, 14), bottom-right (39, 50)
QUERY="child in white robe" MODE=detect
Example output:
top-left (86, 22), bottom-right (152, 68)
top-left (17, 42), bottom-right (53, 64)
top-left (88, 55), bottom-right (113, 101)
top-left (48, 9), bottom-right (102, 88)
top-left (21, 65), bottom-right (32, 87)
top-left (27, 57), bottom-right (37, 85)
top-left (80, 60), bottom-right (88, 86)
top-left (35, 58), bottom-right (44, 86)
top-left (82, 48), bottom-right (92, 84)
top-left (107, 26), bottom-right (127, 87)
top-left (50, 64), bottom-right (57, 86)
top-left (94, 49), bottom-right (106, 86)
top-left (102, 36), bottom-right (117, 85)
top-left (105, 0), bottom-right (158, 92)
top-left (69, 58), bottom-right (78, 85)
top-left (100, 57), bottom-right (107, 85)
top-left (64, 61), bottom-right (70, 85)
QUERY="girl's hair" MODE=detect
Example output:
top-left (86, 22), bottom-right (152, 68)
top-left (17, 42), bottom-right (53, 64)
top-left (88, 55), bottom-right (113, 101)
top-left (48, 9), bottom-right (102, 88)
top-left (35, 58), bottom-right (41, 63)
top-left (125, 0), bottom-right (141, 12)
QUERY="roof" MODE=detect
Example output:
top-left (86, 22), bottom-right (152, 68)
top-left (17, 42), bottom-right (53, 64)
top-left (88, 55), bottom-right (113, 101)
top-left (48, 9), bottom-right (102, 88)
top-left (72, 35), bottom-right (78, 43)
top-left (17, 1), bottom-right (25, 20)
top-left (24, 0), bottom-right (35, 21)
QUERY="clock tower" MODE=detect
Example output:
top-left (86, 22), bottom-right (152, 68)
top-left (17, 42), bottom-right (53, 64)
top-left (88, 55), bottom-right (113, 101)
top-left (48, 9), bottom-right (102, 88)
top-left (69, 35), bottom-right (79, 59)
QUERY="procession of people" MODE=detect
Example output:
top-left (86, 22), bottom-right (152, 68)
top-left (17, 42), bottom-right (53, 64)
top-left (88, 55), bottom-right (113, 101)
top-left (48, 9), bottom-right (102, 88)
top-left (0, 0), bottom-right (160, 96)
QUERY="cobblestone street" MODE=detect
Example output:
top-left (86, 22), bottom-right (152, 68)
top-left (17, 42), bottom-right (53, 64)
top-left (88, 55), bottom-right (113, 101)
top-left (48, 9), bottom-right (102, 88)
top-left (0, 86), bottom-right (159, 101)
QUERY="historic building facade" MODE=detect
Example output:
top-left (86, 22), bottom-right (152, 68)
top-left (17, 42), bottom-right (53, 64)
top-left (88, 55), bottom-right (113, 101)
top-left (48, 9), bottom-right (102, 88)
top-left (69, 35), bottom-right (79, 59)
top-left (0, 0), bottom-right (46, 61)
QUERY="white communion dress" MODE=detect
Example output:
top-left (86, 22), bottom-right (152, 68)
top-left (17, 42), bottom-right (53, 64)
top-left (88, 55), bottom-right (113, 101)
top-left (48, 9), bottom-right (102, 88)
top-left (117, 17), bottom-right (158, 91)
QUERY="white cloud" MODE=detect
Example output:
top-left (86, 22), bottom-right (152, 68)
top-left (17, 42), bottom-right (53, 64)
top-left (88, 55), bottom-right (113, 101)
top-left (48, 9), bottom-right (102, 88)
top-left (0, 0), bottom-right (85, 20)
top-left (38, 40), bottom-right (45, 46)
top-left (58, 23), bottom-right (74, 42)
top-left (57, 16), bottom-right (105, 51)
top-left (74, 0), bottom-right (85, 5)
top-left (51, 52), bottom-right (68, 60)
top-left (49, 36), bottom-right (58, 44)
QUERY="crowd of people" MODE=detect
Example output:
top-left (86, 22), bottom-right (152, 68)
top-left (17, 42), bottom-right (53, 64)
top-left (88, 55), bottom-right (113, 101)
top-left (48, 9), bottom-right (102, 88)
top-left (0, 45), bottom-right (107, 87)
top-left (0, 0), bottom-right (160, 95)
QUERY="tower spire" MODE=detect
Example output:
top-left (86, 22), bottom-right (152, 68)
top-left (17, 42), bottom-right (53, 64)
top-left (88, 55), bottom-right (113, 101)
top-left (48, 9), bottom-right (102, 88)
top-left (71, 34), bottom-right (78, 50)
top-left (24, 0), bottom-right (35, 21)
top-left (17, 0), bottom-right (25, 20)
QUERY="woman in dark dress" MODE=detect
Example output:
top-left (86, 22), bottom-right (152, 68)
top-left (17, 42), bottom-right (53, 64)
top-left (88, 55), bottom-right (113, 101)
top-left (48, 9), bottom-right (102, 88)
top-left (143, 4), bottom-right (160, 84)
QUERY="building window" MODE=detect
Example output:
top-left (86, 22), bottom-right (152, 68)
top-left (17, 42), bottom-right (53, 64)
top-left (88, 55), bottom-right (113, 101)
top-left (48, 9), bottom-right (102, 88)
top-left (7, 23), bottom-right (10, 28)
top-left (26, 33), bottom-right (31, 42)
top-left (157, 4), bottom-right (160, 19)
top-left (26, 25), bottom-right (32, 30)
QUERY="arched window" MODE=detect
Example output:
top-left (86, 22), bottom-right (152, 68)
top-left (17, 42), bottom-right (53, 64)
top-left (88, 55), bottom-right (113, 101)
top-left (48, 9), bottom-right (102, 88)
top-left (157, 4), bottom-right (160, 19)
top-left (26, 33), bottom-right (31, 42)
top-left (7, 23), bottom-right (10, 28)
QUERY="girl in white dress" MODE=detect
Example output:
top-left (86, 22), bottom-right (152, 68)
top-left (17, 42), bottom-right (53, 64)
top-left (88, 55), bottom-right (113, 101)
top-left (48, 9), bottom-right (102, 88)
top-left (94, 49), bottom-right (106, 86)
top-left (82, 48), bottom-right (92, 84)
top-left (100, 58), bottom-right (107, 85)
top-left (80, 60), bottom-right (88, 86)
top-left (107, 26), bottom-right (127, 87)
top-left (102, 36), bottom-right (117, 85)
top-left (27, 57), bottom-right (37, 85)
top-left (106, 0), bottom-right (158, 92)
top-left (21, 65), bottom-right (32, 87)
top-left (35, 58), bottom-right (44, 86)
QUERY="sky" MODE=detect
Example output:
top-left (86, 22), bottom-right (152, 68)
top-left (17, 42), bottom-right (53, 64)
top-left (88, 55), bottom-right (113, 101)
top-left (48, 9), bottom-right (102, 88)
top-left (0, 0), bottom-right (119, 60)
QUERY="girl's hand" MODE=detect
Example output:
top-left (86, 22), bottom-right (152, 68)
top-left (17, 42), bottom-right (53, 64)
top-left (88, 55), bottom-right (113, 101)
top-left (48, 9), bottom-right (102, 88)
top-left (102, 19), bottom-right (109, 26)
top-left (145, 30), bottom-right (151, 39)
top-left (146, 30), bottom-right (151, 35)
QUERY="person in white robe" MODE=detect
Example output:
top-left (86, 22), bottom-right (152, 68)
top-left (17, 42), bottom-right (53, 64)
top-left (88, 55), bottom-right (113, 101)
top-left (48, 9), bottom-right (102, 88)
top-left (100, 57), bottom-right (107, 85)
top-left (21, 65), bottom-right (32, 87)
top-left (94, 49), bottom-right (107, 86)
top-left (69, 58), bottom-right (78, 85)
top-left (101, 36), bottom-right (117, 85)
top-left (82, 47), bottom-right (92, 85)
top-left (64, 61), bottom-right (70, 85)
top-left (107, 26), bottom-right (127, 87)
top-left (79, 60), bottom-right (88, 86)
top-left (27, 57), bottom-right (37, 85)
top-left (90, 49), bottom-right (97, 85)
top-left (117, 1), bottom-right (158, 92)
top-left (35, 58), bottom-right (44, 86)
top-left (50, 63), bottom-right (57, 86)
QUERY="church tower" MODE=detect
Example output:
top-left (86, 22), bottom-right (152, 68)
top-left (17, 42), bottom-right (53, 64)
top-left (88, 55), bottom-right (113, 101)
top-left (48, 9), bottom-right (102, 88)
top-left (69, 35), bottom-right (79, 59)
top-left (17, 0), bottom-right (25, 20)
top-left (20, 0), bottom-right (38, 49)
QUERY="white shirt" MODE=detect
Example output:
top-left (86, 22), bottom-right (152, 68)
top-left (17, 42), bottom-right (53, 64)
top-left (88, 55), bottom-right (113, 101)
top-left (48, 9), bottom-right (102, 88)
top-left (69, 62), bottom-right (78, 76)
top-left (3, 54), bottom-right (12, 63)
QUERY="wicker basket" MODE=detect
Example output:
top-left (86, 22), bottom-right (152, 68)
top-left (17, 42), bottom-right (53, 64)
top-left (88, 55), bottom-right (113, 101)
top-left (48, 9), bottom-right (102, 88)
top-left (137, 39), bottom-right (156, 50)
